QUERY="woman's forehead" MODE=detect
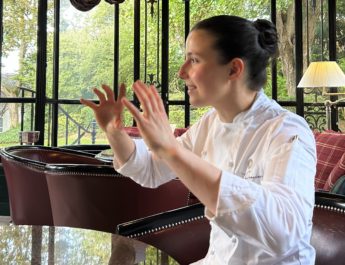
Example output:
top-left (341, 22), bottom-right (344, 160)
top-left (186, 30), bottom-right (217, 54)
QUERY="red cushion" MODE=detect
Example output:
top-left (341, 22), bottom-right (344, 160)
top-left (123, 127), bottom-right (188, 138)
top-left (123, 127), bottom-right (141, 138)
top-left (315, 130), bottom-right (345, 190)
top-left (324, 152), bottom-right (345, 191)
top-left (174, 128), bottom-right (188, 137)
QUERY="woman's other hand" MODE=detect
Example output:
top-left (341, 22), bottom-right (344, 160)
top-left (122, 80), bottom-right (178, 159)
top-left (80, 84), bottom-right (126, 134)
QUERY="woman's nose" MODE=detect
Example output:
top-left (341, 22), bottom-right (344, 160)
top-left (178, 62), bottom-right (188, 79)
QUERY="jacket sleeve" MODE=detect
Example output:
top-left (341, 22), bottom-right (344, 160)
top-left (113, 113), bottom-right (207, 188)
top-left (113, 139), bottom-right (177, 188)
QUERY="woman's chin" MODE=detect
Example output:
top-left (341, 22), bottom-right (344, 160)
top-left (189, 99), bottom-right (207, 108)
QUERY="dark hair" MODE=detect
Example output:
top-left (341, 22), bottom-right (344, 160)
top-left (191, 15), bottom-right (278, 91)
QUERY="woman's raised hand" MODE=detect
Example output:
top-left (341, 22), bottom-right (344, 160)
top-left (122, 80), bottom-right (178, 159)
top-left (80, 84), bottom-right (126, 133)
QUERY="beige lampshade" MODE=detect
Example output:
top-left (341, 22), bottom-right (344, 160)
top-left (297, 61), bottom-right (345, 88)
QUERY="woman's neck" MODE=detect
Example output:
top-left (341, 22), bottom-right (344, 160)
top-left (215, 87), bottom-right (258, 123)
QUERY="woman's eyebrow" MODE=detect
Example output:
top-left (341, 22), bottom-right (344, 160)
top-left (186, 52), bottom-right (202, 57)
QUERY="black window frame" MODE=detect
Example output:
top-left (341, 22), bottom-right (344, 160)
top-left (0, 0), bottom-right (339, 146)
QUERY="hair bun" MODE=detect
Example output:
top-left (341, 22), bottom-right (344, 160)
top-left (253, 19), bottom-right (278, 57)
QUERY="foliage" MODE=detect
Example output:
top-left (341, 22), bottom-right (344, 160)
top-left (3, 0), bottom-right (340, 133)
top-left (0, 127), bottom-right (21, 145)
top-left (2, 0), bottom-right (38, 56)
top-left (2, 2), bottom-right (345, 121)
top-left (276, 0), bottom-right (293, 11)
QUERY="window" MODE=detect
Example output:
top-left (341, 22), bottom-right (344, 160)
top-left (0, 0), bottom-right (342, 148)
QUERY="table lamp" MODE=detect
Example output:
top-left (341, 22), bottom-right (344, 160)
top-left (297, 61), bottom-right (345, 130)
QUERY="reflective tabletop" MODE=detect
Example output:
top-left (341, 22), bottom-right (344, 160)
top-left (0, 222), bottom-right (178, 265)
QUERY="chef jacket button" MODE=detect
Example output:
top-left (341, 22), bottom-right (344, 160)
top-left (248, 159), bottom-right (253, 168)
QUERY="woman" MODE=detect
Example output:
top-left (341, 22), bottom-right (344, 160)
top-left (81, 15), bottom-right (316, 265)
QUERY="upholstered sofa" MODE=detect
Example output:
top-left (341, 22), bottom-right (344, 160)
top-left (314, 130), bottom-right (345, 194)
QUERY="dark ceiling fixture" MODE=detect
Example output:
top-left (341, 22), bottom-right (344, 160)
top-left (105, 0), bottom-right (126, 4)
top-left (70, 0), bottom-right (101, 11)
top-left (70, 0), bottom-right (125, 12)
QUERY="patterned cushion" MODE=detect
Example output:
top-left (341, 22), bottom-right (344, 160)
top-left (315, 130), bottom-right (345, 190)
top-left (324, 153), bottom-right (345, 191)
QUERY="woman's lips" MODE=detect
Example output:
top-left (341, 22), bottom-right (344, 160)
top-left (187, 85), bottom-right (196, 93)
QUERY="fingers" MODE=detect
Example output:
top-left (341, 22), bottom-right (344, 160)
top-left (81, 84), bottom-right (120, 107)
top-left (150, 85), bottom-right (165, 113)
top-left (132, 81), bottom-right (153, 115)
top-left (80, 98), bottom-right (97, 110)
top-left (93, 88), bottom-right (107, 103)
top-left (118, 83), bottom-right (126, 101)
top-left (132, 80), bottom-right (164, 115)
top-left (121, 97), bottom-right (143, 124)
top-left (148, 85), bottom-right (159, 112)
top-left (100, 84), bottom-right (116, 103)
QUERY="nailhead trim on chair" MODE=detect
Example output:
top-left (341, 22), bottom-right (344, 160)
top-left (314, 204), bottom-right (345, 214)
top-left (128, 214), bottom-right (206, 238)
top-left (128, 204), bottom-right (344, 239)
top-left (187, 191), bottom-right (193, 205)
top-left (46, 171), bottom-right (125, 178)
top-left (4, 160), bottom-right (122, 178)
top-left (4, 159), bottom-right (45, 170)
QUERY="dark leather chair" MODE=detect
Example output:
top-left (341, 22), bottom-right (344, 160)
top-left (311, 192), bottom-right (345, 265)
top-left (0, 158), bottom-right (10, 216)
top-left (117, 191), bottom-right (345, 265)
top-left (60, 144), bottom-right (111, 155)
top-left (44, 163), bottom-right (191, 233)
top-left (117, 202), bottom-right (209, 265)
top-left (0, 145), bottom-right (107, 225)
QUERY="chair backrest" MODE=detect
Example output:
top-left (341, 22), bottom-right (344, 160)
top-left (44, 163), bottom-right (191, 233)
top-left (0, 159), bottom-right (10, 216)
top-left (5, 145), bottom-right (106, 164)
top-left (0, 145), bottom-right (106, 225)
top-left (117, 191), bottom-right (345, 265)
top-left (117, 203), bottom-right (210, 265)
top-left (312, 191), bottom-right (345, 265)
top-left (60, 144), bottom-right (111, 155)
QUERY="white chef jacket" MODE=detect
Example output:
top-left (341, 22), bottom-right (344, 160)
top-left (114, 90), bottom-right (316, 265)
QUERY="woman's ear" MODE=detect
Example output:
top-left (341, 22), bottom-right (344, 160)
top-left (228, 58), bottom-right (245, 80)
